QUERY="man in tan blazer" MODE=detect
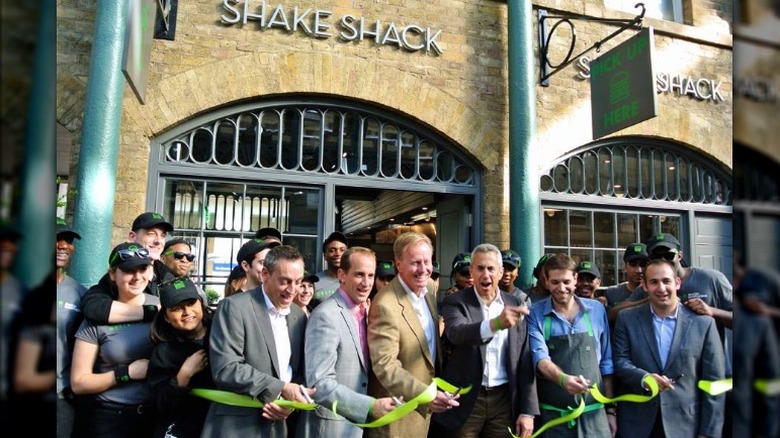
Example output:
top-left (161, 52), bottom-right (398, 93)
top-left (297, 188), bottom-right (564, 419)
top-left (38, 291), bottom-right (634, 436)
top-left (366, 232), bottom-right (460, 438)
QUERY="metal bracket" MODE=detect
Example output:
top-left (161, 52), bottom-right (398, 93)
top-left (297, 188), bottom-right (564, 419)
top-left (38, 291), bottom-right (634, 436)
top-left (538, 3), bottom-right (646, 86)
top-left (154, 0), bottom-right (178, 41)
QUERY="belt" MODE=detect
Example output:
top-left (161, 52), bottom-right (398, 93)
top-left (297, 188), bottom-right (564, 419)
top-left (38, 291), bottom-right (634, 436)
top-left (94, 399), bottom-right (154, 415)
top-left (481, 383), bottom-right (509, 392)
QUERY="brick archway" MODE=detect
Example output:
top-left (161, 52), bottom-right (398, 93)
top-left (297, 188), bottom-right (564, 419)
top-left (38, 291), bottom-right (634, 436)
top-left (122, 51), bottom-right (503, 170)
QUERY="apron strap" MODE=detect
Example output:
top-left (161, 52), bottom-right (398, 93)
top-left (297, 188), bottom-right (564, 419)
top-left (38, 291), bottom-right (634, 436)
top-left (544, 309), bottom-right (594, 341)
top-left (540, 402), bottom-right (604, 428)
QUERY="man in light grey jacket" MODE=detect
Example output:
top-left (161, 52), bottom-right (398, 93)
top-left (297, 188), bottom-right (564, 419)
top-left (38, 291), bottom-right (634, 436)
top-left (301, 247), bottom-right (395, 437)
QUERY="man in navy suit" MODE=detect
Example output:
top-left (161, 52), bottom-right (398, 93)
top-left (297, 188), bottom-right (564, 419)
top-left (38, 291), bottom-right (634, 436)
top-left (613, 259), bottom-right (725, 438)
top-left (432, 244), bottom-right (538, 437)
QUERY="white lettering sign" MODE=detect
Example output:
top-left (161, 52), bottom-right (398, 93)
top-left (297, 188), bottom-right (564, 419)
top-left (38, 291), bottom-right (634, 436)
top-left (575, 55), bottom-right (726, 103)
top-left (735, 77), bottom-right (778, 103)
top-left (221, 0), bottom-right (443, 55)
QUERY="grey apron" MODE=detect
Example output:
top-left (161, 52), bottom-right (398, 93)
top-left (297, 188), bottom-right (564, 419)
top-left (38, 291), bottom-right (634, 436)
top-left (537, 312), bottom-right (610, 438)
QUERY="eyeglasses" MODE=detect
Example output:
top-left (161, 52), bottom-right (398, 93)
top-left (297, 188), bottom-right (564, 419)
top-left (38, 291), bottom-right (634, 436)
top-left (110, 247), bottom-right (150, 266)
top-left (164, 250), bottom-right (195, 262)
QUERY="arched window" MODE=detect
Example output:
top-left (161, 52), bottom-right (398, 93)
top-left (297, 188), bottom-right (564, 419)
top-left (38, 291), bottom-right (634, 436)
top-left (540, 137), bottom-right (731, 205)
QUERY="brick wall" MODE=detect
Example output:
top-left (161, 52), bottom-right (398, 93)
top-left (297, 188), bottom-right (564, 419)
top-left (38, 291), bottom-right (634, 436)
top-left (57, 0), bottom-right (733, 248)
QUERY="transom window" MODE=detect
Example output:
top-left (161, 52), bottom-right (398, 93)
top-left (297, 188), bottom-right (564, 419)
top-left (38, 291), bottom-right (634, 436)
top-left (540, 138), bottom-right (731, 205)
top-left (159, 103), bottom-right (475, 188)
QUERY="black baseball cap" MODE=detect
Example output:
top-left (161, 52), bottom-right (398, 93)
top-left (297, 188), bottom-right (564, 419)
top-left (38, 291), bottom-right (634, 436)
top-left (132, 212), bottom-right (174, 232)
top-left (646, 232), bottom-right (681, 253)
top-left (576, 261), bottom-right (601, 279)
top-left (236, 238), bottom-right (281, 264)
top-left (501, 249), bottom-right (521, 269)
top-left (376, 260), bottom-right (396, 278)
top-left (623, 243), bottom-right (648, 262)
top-left (322, 231), bottom-right (348, 251)
top-left (109, 242), bottom-right (152, 271)
top-left (452, 252), bottom-right (472, 275)
top-left (431, 261), bottom-right (441, 280)
top-left (227, 264), bottom-right (246, 282)
top-left (56, 218), bottom-right (81, 241)
top-left (160, 277), bottom-right (201, 308)
top-left (303, 272), bottom-right (320, 284)
top-left (163, 237), bottom-right (190, 252)
top-left (255, 227), bottom-right (282, 241)
top-left (532, 253), bottom-right (555, 279)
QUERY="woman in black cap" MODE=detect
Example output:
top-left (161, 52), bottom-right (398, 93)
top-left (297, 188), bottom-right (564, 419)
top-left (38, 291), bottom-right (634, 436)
top-left (223, 265), bottom-right (247, 298)
top-left (148, 277), bottom-right (215, 438)
top-left (70, 242), bottom-right (159, 438)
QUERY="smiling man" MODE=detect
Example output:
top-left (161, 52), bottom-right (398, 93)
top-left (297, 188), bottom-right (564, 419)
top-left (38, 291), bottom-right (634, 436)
top-left (55, 219), bottom-right (86, 436)
top-left (80, 212), bottom-right (176, 325)
top-left (203, 245), bottom-right (313, 438)
top-left (527, 253), bottom-right (616, 438)
top-left (366, 231), bottom-right (458, 438)
top-left (612, 259), bottom-right (725, 438)
top-left (302, 247), bottom-right (396, 437)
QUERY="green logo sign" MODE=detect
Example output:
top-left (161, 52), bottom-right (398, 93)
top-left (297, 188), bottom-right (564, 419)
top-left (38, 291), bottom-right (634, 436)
top-left (590, 27), bottom-right (657, 139)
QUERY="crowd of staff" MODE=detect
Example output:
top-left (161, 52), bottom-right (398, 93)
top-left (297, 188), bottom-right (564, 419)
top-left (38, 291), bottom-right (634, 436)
top-left (2, 210), bottom-right (732, 437)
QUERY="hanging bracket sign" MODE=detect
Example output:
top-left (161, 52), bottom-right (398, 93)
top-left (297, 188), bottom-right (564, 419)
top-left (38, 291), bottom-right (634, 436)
top-left (590, 26), bottom-right (657, 139)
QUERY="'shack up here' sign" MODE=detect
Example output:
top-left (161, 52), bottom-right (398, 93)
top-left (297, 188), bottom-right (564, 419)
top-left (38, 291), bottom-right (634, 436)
top-left (590, 27), bottom-right (657, 139)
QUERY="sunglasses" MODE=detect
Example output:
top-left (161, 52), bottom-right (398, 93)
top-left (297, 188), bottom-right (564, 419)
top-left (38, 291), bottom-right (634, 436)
top-left (110, 247), bottom-right (150, 266)
top-left (651, 249), bottom-right (678, 261)
top-left (164, 250), bottom-right (196, 262)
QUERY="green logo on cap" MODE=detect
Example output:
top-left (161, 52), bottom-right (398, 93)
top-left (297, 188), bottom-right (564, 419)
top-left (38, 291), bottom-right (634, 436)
top-left (381, 262), bottom-right (393, 269)
top-left (173, 280), bottom-right (186, 290)
top-left (127, 244), bottom-right (140, 251)
top-left (633, 245), bottom-right (642, 252)
top-left (654, 233), bottom-right (664, 240)
top-left (582, 262), bottom-right (592, 269)
top-left (153, 213), bottom-right (162, 219)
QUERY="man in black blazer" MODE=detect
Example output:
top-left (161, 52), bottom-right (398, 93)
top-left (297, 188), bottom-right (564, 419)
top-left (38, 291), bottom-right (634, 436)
top-left (432, 243), bottom-right (538, 437)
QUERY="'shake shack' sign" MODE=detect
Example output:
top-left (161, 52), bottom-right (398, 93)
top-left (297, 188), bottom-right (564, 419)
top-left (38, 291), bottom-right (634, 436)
top-left (220, 0), bottom-right (444, 55)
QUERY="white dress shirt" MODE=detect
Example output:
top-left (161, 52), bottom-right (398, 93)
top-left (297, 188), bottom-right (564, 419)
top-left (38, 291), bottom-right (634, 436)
top-left (262, 289), bottom-right (293, 383)
top-left (476, 289), bottom-right (509, 387)
top-left (398, 276), bottom-right (437, 360)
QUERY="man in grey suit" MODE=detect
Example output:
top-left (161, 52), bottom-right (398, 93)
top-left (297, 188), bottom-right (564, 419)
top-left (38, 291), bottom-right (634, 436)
top-left (613, 259), bottom-right (725, 438)
top-left (432, 244), bottom-right (538, 438)
top-left (202, 245), bottom-right (314, 438)
top-left (302, 247), bottom-right (396, 437)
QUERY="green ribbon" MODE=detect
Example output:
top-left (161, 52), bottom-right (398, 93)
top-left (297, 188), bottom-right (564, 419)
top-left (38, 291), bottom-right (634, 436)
top-left (192, 378), bottom-right (471, 429)
top-left (755, 378), bottom-right (780, 396)
top-left (509, 397), bottom-right (586, 438)
top-left (697, 378), bottom-right (732, 396)
top-left (590, 375), bottom-right (659, 403)
top-left (334, 378), bottom-right (472, 428)
top-left (190, 388), bottom-right (317, 410)
top-left (509, 376), bottom-right (658, 438)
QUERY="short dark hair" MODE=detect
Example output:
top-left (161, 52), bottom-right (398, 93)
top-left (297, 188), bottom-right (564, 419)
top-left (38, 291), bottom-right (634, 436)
top-left (543, 253), bottom-right (577, 277)
top-left (643, 259), bottom-right (678, 281)
top-left (263, 245), bottom-right (304, 274)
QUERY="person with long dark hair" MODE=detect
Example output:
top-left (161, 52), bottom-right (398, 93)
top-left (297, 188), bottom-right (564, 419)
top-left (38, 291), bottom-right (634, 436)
top-left (148, 277), bottom-right (215, 438)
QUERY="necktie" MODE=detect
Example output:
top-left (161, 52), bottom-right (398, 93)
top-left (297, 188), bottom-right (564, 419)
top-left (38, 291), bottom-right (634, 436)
top-left (358, 304), bottom-right (369, 365)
